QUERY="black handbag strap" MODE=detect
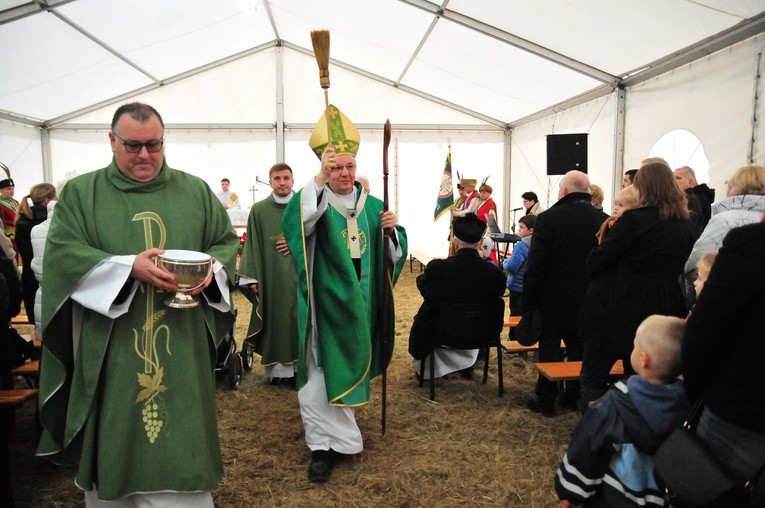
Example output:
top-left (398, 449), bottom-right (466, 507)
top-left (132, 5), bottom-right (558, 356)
top-left (683, 398), bottom-right (705, 431)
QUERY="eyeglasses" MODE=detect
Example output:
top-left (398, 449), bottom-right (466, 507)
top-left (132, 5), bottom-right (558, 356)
top-left (113, 131), bottom-right (164, 153)
top-left (332, 163), bottom-right (356, 173)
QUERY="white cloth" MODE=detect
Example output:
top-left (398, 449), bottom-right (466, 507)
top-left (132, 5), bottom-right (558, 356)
top-left (85, 490), bottom-right (213, 507)
top-left (30, 200), bottom-right (56, 338)
top-left (412, 348), bottom-right (479, 380)
top-left (266, 362), bottom-right (296, 379)
top-left (216, 190), bottom-right (241, 210)
top-left (684, 194), bottom-right (765, 276)
top-left (298, 340), bottom-right (363, 454)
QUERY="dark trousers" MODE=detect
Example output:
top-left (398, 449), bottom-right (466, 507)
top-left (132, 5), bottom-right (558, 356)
top-left (534, 325), bottom-right (582, 409)
top-left (580, 341), bottom-right (635, 413)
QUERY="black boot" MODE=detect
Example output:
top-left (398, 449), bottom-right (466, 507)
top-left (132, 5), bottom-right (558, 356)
top-left (307, 450), bottom-right (333, 483)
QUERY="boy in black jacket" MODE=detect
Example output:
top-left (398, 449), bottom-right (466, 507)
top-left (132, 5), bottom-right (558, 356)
top-left (555, 315), bottom-right (689, 507)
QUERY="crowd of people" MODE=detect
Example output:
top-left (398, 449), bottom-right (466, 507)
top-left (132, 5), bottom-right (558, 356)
top-left (2, 99), bottom-right (763, 507)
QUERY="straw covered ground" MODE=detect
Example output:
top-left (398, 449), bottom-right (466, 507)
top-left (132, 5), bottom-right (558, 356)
top-left (10, 267), bottom-right (579, 507)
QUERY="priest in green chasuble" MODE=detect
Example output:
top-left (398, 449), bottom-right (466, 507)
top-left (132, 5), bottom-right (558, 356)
top-left (36, 103), bottom-right (239, 506)
top-left (238, 162), bottom-right (299, 385)
top-left (283, 105), bottom-right (408, 483)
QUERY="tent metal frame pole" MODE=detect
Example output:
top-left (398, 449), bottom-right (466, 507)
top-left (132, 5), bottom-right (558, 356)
top-left (612, 88), bottom-right (627, 203)
top-left (502, 129), bottom-right (512, 231)
top-left (275, 44), bottom-right (285, 163)
top-left (41, 126), bottom-right (52, 184)
top-left (749, 50), bottom-right (762, 164)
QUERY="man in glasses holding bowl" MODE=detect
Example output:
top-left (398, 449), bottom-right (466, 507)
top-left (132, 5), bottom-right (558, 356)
top-left (36, 102), bottom-right (239, 506)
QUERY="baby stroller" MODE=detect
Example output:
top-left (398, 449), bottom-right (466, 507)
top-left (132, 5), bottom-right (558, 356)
top-left (215, 309), bottom-right (254, 389)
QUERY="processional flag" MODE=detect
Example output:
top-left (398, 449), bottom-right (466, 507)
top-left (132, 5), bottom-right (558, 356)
top-left (433, 149), bottom-right (454, 221)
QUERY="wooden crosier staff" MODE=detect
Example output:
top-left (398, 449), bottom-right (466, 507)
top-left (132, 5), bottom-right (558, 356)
top-left (381, 119), bottom-right (392, 434)
top-left (310, 30), bottom-right (332, 143)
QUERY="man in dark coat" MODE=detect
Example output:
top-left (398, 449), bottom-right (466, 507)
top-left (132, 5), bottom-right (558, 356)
top-left (408, 214), bottom-right (506, 379)
top-left (674, 166), bottom-right (714, 232)
top-left (523, 170), bottom-right (609, 416)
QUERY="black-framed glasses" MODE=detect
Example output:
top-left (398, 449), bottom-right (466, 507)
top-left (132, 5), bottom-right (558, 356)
top-left (332, 163), bottom-right (356, 173)
top-left (112, 131), bottom-right (164, 153)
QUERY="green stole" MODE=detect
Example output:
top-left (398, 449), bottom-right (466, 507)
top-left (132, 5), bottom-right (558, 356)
top-left (238, 193), bottom-right (299, 364)
top-left (36, 159), bottom-right (239, 500)
top-left (283, 182), bottom-right (407, 406)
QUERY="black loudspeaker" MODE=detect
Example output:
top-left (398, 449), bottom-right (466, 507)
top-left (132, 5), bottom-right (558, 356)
top-left (546, 133), bottom-right (588, 175)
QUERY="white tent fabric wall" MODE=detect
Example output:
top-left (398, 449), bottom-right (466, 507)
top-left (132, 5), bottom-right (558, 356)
top-left (509, 94), bottom-right (618, 213)
top-left (624, 36), bottom-right (764, 195)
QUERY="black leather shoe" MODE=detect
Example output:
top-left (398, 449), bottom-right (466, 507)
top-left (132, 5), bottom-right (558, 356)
top-left (527, 398), bottom-right (556, 417)
top-left (307, 450), bottom-right (333, 483)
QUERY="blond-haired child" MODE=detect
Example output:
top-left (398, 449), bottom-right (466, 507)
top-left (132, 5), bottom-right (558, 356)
top-left (596, 186), bottom-right (640, 244)
top-left (556, 315), bottom-right (690, 507)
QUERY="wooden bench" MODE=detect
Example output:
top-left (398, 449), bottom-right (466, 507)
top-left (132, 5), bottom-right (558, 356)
top-left (11, 360), bottom-right (40, 388)
top-left (409, 250), bottom-right (438, 272)
top-left (503, 315), bottom-right (521, 328)
top-left (536, 360), bottom-right (624, 382)
top-left (11, 315), bottom-right (31, 325)
top-left (500, 339), bottom-right (565, 354)
top-left (0, 389), bottom-right (39, 408)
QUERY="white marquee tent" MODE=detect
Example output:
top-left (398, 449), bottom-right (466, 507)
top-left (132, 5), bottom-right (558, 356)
top-left (1, 0), bottom-right (764, 256)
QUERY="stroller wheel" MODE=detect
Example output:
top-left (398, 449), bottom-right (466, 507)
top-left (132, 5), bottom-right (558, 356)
top-left (227, 354), bottom-right (243, 389)
top-left (241, 342), bottom-right (254, 372)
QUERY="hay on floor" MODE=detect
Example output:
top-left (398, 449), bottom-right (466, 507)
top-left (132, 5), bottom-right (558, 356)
top-left (9, 268), bottom-right (578, 507)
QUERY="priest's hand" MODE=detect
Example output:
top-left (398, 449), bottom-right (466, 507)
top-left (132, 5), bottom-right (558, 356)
top-left (315, 145), bottom-right (336, 187)
top-left (133, 248), bottom-right (178, 292)
top-left (249, 283), bottom-right (259, 295)
top-left (276, 238), bottom-right (290, 257)
top-left (380, 210), bottom-right (397, 233)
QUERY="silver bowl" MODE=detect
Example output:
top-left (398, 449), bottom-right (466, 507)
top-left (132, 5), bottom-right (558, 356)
top-left (158, 250), bottom-right (212, 308)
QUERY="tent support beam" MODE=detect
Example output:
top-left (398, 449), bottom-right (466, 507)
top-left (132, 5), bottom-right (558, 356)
top-left (399, 0), bottom-right (617, 85)
top-left (282, 41), bottom-right (506, 128)
top-left (612, 88), bottom-right (627, 202)
top-left (50, 10), bottom-right (160, 83)
top-left (275, 44), bottom-right (285, 162)
top-left (40, 126), bottom-right (52, 183)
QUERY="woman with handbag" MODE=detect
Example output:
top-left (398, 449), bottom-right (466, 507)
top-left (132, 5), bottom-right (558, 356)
top-left (681, 220), bottom-right (765, 507)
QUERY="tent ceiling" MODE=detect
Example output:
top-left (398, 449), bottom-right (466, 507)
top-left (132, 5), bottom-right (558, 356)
top-left (1, 0), bottom-right (763, 128)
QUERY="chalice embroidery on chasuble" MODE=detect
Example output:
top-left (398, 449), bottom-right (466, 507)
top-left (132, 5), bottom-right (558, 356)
top-left (133, 211), bottom-right (170, 444)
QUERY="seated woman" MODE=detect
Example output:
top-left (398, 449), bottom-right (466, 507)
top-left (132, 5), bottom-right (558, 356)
top-left (522, 191), bottom-right (544, 215)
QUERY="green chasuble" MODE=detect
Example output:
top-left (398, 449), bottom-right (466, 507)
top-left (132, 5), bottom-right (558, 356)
top-left (36, 159), bottom-right (239, 500)
top-left (238, 193), bottom-right (298, 365)
top-left (282, 182), bottom-right (408, 406)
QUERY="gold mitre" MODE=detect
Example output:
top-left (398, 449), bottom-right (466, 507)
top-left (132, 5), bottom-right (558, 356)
top-left (309, 104), bottom-right (360, 159)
